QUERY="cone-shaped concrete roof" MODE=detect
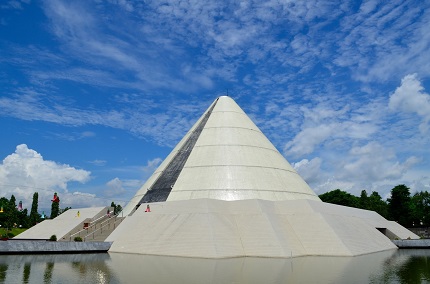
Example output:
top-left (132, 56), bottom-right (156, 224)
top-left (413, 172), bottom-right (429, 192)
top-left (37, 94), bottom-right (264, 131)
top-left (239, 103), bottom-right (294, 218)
top-left (123, 96), bottom-right (320, 215)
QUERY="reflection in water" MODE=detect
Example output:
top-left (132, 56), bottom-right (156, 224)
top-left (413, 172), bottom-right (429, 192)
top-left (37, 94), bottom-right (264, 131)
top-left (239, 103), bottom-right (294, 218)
top-left (397, 256), bottom-right (429, 283)
top-left (70, 259), bottom-right (112, 283)
top-left (23, 263), bottom-right (31, 284)
top-left (0, 264), bottom-right (7, 283)
top-left (0, 250), bottom-right (428, 283)
top-left (43, 262), bottom-right (54, 284)
top-left (372, 250), bottom-right (430, 284)
top-left (107, 250), bottom-right (400, 284)
top-left (0, 254), bottom-right (117, 284)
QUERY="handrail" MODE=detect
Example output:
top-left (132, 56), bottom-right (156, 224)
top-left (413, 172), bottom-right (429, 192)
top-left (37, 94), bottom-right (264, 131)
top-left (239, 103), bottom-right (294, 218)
top-left (68, 214), bottom-right (110, 241)
top-left (83, 216), bottom-right (124, 241)
top-left (68, 223), bottom-right (89, 241)
top-left (91, 213), bottom-right (111, 224)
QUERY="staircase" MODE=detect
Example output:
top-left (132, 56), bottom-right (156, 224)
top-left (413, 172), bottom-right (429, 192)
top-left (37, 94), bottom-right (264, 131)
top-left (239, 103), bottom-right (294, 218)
top-left (83, 216), bottom-right (124, 242)
top-left (62, 212), bottom-right (124, 242)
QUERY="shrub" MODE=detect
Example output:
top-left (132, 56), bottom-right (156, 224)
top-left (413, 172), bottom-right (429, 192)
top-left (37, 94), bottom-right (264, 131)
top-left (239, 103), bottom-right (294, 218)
top-left (49, 235), bottom-right (57, 241)
top-left (74, 236), bottom-right (83, 242)
top-left (7, 232), bottom-right (15, 238)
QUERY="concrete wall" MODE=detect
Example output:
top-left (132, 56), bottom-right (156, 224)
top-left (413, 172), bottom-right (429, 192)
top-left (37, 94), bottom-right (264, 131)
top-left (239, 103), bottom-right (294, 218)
top-left (108, 199), bottom-right (418, 258)
top-left (407, 227), bottom-right (430, 239)
top-left (0, 240), bottom-right (111, 254)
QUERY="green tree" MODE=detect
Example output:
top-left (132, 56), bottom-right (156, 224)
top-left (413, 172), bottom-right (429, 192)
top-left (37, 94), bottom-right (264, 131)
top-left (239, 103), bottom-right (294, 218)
top-left (7, 195), bottom-right (18, 229)
top-left (115, 204), bottom-right (122, 215)
top-left (411, 191), bottom-right (430, 227)
top-left (17, 208), bottom-right (29, 228)
top-left (0, 197), bottom-right (9, 228)
top-left (359, 190), bottom-right (369, 209)
top-left (50, 193), bottom-right (60, 219)
top-left (367, 191), bottom-right (389, 219)
top-left (111, 202), bottom-right (122, 215)
top-left (387, 184), bottom-right (413, 227)
top-left (29, 192), bottom-right (41, 225)
top-left (9, 195), bottom-right (16, 209)
top-left (59, 207), bottom-right (71, 215)
top-left (0, 195), bottom-right (19, 229)
top-left (319, 189), bottom-right (360, 207)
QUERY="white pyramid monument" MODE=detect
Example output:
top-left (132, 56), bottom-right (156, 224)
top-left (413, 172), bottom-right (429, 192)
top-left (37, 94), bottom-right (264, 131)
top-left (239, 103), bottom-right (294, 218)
top-left (108, 96), bottom-right (418, 258)
top-left (122, 96), bottom-right (319, 214)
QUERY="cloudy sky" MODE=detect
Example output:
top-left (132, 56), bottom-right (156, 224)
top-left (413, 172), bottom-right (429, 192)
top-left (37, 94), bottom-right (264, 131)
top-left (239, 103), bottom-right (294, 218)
top-left (1, 0), bottom-right (429, 213)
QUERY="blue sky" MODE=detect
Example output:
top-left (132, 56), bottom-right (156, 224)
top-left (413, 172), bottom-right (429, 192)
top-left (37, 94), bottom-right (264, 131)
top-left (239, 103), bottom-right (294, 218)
top-left (1, 0), bottom-right (429, 213)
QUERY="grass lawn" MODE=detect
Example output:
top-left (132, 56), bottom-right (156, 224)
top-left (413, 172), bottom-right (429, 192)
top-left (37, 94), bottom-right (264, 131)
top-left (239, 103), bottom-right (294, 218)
top-left (0, 227), bottom-right (27, 237)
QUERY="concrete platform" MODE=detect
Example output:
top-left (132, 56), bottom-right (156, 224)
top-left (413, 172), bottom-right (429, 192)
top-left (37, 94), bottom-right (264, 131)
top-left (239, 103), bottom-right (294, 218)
top-left (14, 207), bottom-right (109, 240)
top-left (108, 198), bottom-right (418, 258)
top-left (0, 240), bottom-right (111, 254)
top-left (392, 239), bottom-right (430, 248)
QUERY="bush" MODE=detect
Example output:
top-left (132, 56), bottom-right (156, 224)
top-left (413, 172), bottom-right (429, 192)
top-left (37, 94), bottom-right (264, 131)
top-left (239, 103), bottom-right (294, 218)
top-left (49, 235), bottom-right (57, 241)
top-left (7, 232), bottom-right (15, 238)
top-left (74, 236), bottom-right (83, 242)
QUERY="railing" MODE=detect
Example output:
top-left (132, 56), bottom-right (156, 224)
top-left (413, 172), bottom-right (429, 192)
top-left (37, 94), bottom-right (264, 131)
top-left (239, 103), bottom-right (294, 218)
top-left (68, 214), bottom-right (110, 241)
top-left (83, 216), bottom-right (124, 241)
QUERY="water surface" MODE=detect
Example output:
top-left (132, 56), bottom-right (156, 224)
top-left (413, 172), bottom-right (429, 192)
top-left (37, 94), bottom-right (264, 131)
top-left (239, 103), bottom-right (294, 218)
top-left (0, 249), bottom-right (429, 283)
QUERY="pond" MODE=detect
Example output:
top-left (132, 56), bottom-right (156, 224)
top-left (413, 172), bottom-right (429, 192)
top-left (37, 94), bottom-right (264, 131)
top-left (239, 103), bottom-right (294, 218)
top-left (0, 249), bottom-right (429, 283)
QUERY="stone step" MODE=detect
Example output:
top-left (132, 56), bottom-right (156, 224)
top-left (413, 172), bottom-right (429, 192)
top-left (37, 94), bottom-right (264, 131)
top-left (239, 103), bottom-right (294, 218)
top-left (84, 218), bottom-right (124, 242)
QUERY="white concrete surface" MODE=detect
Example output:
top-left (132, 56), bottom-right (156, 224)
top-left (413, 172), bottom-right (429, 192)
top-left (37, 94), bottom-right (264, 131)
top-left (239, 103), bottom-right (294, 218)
top-left (108, 199), bottom-right (419, 258)
top-left (113, 96), bottom-right (419, 258)
top-left (122, 96), bottom-right (319, 215)
top-left (15, 207), bottom-right (108, 240)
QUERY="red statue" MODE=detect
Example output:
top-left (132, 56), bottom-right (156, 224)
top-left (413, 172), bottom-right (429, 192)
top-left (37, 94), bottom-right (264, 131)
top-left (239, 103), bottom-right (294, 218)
top-left (51, 192), bottom-right (60, 203)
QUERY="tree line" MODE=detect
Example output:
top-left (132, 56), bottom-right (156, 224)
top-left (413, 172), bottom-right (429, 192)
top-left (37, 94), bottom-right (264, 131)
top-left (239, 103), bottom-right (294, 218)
top-left (319, 184), bottom-right (430, 228)
top-left (0, 192), bottom-right (69, 229)
top-left (0, 192), bottom-right (122, 230)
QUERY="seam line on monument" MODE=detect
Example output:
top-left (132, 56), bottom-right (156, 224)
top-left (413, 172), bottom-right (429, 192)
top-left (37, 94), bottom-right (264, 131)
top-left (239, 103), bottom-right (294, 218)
top-left (180, 164), bottom-right (298, 173)
top-left (192, 144), bottom-right (284, 153)
top-left (169, 189), bottom-right (316, 195)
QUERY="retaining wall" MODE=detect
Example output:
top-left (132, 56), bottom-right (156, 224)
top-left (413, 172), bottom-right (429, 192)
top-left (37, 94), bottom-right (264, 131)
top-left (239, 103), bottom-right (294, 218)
top-left (0, 240), bottom-right (111, 254)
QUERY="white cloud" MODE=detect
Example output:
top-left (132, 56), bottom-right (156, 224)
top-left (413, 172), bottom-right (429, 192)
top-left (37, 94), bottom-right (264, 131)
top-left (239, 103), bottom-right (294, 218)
top-left (389, 73), bottom-right (430, 133)
top-left (116, 0), bottom-right (134, 12)
top-left (0, 0), bottom-right (29, 10)
top-left (142, 158), bottom-right (162, 174)
top-left (359, 0), bottom-right (379, 14)
top-left (342, 142), bottom-right (419, 181)
top-left (283, 104), bottom-right (379, 158)
top-left (72, 191), bottom-right (96, 198)
top-left (103, 177), bottom-right (141, 203)
top-left (105, 177), bottom-right (126, 197)
top-left (97, 159), bottom-right (162, 201)
top-left (293, 157), bottom-right (322, 184)
top-left (1, 0), bottom-right (429, 205)
top-left (0, 144), bottom-right (91, 210)
top-left (282, 91), bottom-right (425, 196)
top-left (0, 89), bottom-right (207, 147)
top-left (285, 124), bottom-right (334, 157)
top-left (332, 1), bottom-right (430, 82)
top-left (88, 160), bottom-right (107, 166)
